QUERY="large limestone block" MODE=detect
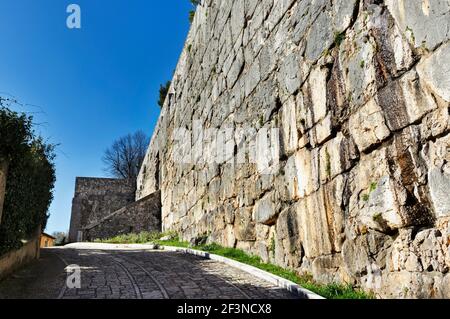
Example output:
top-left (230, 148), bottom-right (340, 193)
top-left (342, 236), bottom-right (371, 279)
top-left (285, 148), bottom-right (320, 200)
top-left (234, 207), bottom-right (256, 241)
top-left (297, 192), bottom-right (334, 259)
top-left (304, 0), bottom-right (359, 62)
top-left (321, 176), bottom-right (347, 252)
top-left (230, 0), bottom-right (245, 44)
top-left (223, 224), bottom-right (237, 248)
top-left (312, 114), bottom-right (333, 146)
top-left (338, 23), bottom-right (378, 109)
top-left (358, 176), bottom-right (404, 232)
top-left (428, 169), bottom-right (450, 218)
top-left (305, 10), bottom-right (334, 62)
top-left (423, 134), bottom-right (450, 218)
top-left (378, 70), bottom-right (437, 131)
top-left (312, 254), bottom-right (344, 284)
top-left (244, 60), bottom-right (261, 97)
top-left (349, 99), bottom-right (391, 153)
top-left (355, 132), bottom-right (432, 231)
top-left (423, 133), bottom-right (450, 169)
top-left (319, 133), bottom-right (358, 183)
top-left (308, 66), bottom-right (328, 124)
top-left (386, 0), bottom-right (450, 50)
top-left (417, 43), bottom-right (450, 102)
top-left (265, 0), bottom-right (296, 32)
top-left (380, 271), bottom-right (446, 299)
top-left (290, 0), bottom-right (324, 45)
top-left (254, 191), bottom-right (281, 226)
top-left (350, 149), bottom-right (405, 231)
top-left (332, 0), bottom-right (359, 32)
top-left (300, 66), bottom-right (329, 129)
top-left (275, 207), bottom-right (303, 269)
top-left (420, 106), bottom-right (450, 140)
top-left (400, 71), bottom-right (438, 124)
top-left (281, 96), bottom-right (298, 155)
top-left (369, 4), bottom-right (415, 77)
top-left (333, 5), bottom-right (415, 111)
top-left (278, 51), bottom-right (302, 98)
top-left (226, 48), bottom-right (245, 89)
top-left (413, 229), bottom-right (448, 273)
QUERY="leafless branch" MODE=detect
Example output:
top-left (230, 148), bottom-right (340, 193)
top-left (102, 130), bottom-right (149, 184)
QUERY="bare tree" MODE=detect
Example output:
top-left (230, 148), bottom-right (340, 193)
top-left (102, 131), bottom-right (149, 183)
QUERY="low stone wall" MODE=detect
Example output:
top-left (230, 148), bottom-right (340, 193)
top-left (0, 234), bottom-right (40, 281)
top-left (0, 159), bottom-right (8, 224)
top-left (84, 191), bottom-right (162, 241)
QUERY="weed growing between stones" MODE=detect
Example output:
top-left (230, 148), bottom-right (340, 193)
top-left (334, 32), bottom-right (346, 47)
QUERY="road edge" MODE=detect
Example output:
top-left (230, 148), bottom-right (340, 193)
top-left (62, 243), bottom-right (325, 299)
top-left (161, 245), bottom-right (325, 300)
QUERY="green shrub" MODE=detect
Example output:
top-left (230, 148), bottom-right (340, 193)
top-left (158, 81), bottom-right (171, 108)
top-left (0, 107), bottom-right (56, 256)
top-left (95, 231), bottom-right (163, 244)
top-left (334, 32), bottom-right (346, 47)
top-left (188, 0), bottom-right (201, 24)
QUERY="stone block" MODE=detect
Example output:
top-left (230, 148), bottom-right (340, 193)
top-left (349, 98), bottom-right (391, 152)
top-left (254, 192), bottom-right (280, 226)
top-left (234, 207), bottom-right (256, 241)
top-left (386, 0), bottom-right (450, 50)
top-left (280, 96), bottom-right (298, 155)
top-left (417, 43), bottom-right (450, 102)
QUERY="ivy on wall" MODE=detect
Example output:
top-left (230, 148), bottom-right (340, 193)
top-left (0, 107), bottom-right (56, 256)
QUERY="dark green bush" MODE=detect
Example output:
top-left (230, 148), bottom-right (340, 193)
top-left (158, 81), bottom-right (171, 108)
top-left (188, 0), bottom-right (201, 24)
top-left (0, 107), bottom-right (32, 160)
top-left (0, 107), bottom-right (56, 256)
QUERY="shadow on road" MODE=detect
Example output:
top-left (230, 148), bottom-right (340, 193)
top-left (0, 249), bottom-right (66, 299)
top-left (0, 248), bottom-right (301, 300)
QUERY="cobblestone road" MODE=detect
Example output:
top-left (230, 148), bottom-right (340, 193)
top-left (1, 246), bottom-right (300, 299)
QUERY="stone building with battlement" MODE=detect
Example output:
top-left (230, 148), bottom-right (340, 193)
top-left (68, 177), bottom-right (161, 243)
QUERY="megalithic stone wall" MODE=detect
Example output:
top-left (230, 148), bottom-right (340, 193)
top-left (137, 0), bottom-right (450, 298)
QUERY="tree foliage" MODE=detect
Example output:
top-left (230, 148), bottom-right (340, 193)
top-left (0, 106), bottom-right (56, 256)
top-left (52, 231), bottom-right (68, 246)
top-left (0, 106), bottom-right (33, 160)
top-left (102, 131), bottom-right (149, 183)
top-left (158, 81), bottom-right (171, 108)
top-left (189, 0), bottom-right (201, 23)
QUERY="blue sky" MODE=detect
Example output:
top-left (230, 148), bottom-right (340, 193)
top-left (0, 0), bottom-right (192, 234)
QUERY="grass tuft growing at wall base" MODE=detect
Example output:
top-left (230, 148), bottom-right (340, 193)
top-left (94, 231), bottom-right (162, 244)
top-left (96, 233), bottom-right (375, 300)
top-left (184, 243), bottom-right (373, 300)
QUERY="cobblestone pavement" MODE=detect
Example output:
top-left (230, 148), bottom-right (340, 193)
top-left (48, 248), bottom-right (299, 299)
